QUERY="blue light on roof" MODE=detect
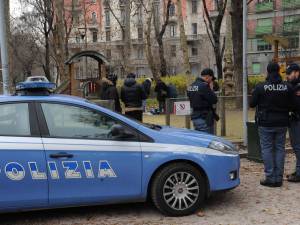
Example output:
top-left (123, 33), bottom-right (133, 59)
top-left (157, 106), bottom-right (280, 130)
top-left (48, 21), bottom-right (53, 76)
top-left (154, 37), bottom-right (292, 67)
top-left (16, 81), bottom-right (56, 91)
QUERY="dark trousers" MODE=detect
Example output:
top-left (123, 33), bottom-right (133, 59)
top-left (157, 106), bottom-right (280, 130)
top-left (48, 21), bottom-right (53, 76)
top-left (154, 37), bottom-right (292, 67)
top-left (258, 126), bottom-right (287, 183)
top-left (192, 117), bottom-right (214, 134)
top-left (289, 120), bottom-right (300, 176)
top-left (125, 110), bottom-right (143, 122)
top-left (158, 101), bottom-right (165, 113)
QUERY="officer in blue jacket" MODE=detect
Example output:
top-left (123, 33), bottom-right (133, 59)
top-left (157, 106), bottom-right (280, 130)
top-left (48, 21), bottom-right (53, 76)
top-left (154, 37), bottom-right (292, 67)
top-left (250, 62), bottom-right (294, 187)
top-left (187, 69), bottom-right (218, 134)
top-left (286, 63), bottom-right (300, 182)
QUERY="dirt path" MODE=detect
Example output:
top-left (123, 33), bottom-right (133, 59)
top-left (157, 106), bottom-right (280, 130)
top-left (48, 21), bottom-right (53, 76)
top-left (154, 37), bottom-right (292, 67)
top-left (1, 155), bottom-right (299, 225)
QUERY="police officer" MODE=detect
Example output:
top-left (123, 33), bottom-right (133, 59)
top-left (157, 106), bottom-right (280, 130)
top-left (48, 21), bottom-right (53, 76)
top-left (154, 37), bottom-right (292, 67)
top-left (121, 73), bottom-right (146, 122)
top-left (250, 62), bottom-right (294, 187)
top-left (187, 68), bottom-right (218, 134)
top-left (286, 63), bottom-right (300, 182)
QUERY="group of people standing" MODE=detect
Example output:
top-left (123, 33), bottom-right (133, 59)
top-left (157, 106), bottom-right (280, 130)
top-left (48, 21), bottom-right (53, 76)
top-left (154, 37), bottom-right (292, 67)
top-left (100, 73), bottom-right (176, 122)
top-left (186, 63), bottom-right (300, 187)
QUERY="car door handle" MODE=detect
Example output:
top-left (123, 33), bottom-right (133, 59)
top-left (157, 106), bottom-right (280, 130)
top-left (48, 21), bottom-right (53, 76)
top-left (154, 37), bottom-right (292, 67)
top-left (50, 152), bottom-right (73, 159)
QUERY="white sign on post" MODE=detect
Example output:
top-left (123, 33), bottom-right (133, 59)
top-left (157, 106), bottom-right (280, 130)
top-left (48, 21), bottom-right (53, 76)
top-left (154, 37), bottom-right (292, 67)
top-left (174, 101), bottom-right (191, 116)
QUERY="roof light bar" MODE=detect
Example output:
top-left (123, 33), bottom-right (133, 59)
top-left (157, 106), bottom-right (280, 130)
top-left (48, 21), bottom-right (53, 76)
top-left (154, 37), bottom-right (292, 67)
top-left (15, 81), bottom-right (56, 96)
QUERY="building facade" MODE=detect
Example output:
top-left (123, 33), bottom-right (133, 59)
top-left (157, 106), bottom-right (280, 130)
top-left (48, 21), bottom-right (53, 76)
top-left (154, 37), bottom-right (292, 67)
top-left (247, 0), bottom-right (300, 75)
top-left (66, 0), bottom-right (227, 78)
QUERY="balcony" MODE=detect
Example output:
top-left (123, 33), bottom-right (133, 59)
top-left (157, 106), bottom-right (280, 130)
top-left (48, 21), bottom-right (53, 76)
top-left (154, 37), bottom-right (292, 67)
top-left (255, 2), bottom-right (273, 12)
top-left (186, 34), bottom-right (201, 42)
top-left (255, 25), bottom-right (273, 36)
top-left (282, 0), bottom-right (300, 9)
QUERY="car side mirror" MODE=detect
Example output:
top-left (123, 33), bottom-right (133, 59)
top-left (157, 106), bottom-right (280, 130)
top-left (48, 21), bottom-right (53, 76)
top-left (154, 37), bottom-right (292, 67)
top-left (110, 124), bottom-right (135, 139)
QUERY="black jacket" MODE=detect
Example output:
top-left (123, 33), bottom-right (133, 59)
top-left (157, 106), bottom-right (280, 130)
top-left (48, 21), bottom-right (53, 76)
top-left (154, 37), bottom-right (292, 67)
top-left (187, 78), bottom-right (218, 119)
top-left (121, 78), bottom-right (146, 108)
top-left (155, 80), bottom-right (168, 102)
top-left (101, 78), bottom-right (122, 113)
top-left (290, 77), bottom-right (300, 116)
top-left (250, 74), bottom-right (293, 127)
top-left (142, 79), bottom-right (152, 98)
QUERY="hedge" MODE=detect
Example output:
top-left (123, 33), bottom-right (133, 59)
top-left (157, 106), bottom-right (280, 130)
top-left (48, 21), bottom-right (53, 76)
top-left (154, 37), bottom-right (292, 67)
top-left (117, 74), bottom-right (267, 97)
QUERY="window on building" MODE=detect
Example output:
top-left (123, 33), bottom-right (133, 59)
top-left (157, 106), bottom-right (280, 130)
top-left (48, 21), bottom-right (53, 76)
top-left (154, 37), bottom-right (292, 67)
top-left (169, 3), bottom-right (175, 16)
top-left (170, 24), bottom-right (176, 37)
top-left (0, 103), bottom-right (30, 136)
top-left (284, 15), bottom-right (300, 33)
top-left (92, 31), bottom-right (98, 42)
top-left (191, 47), bottom-right (198, 56)
top-left (289, 36), bottom-right (299, 49)
top-left (252, 62), bottom-right (261, 74)
top-left (257, 39), bottom-right (272, 51)
top-left (171, 45), bottom-right (176, 57)
top-left (192, 0), bottom-right (198, 14)
top-left (138, 27), bottom-right (143, 39)
top-left (192, 23), bottom-right (197, 35)
top-left (137, 47), bottom-right (144, 59)
top-left (91, 12), bottom-right (97, 23)
top-left (256, 18), bottom-right (272, 34)
top-left (121, 8), bottom-right (126, 26)
top-left (106, 49), bottom-right (111, 60)
top-left (105, 10), bottom-right (110, 26)
top-left (137, 4), bottom-right (143, 23)
top-left (106, 30), bottom-right (111, 41)
top-left (136, 67), bottom-right (144, 77)
top-left (76, 35), bottom-right (81, 43)
top-left (154, 3), bottom-right (160, 26)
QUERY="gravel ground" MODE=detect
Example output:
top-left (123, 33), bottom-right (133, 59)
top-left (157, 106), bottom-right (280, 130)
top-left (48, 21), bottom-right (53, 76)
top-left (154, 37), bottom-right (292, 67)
top-left (1, 154), bottom-right (299, 225)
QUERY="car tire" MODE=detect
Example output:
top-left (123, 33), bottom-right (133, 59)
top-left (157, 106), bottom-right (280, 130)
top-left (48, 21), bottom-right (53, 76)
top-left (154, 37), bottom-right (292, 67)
top-left (151, 162), bottom-right (206, 217)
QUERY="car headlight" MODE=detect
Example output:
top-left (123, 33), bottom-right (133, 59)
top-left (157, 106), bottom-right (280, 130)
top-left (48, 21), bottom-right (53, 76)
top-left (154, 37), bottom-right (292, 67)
top-left (208, 140), bottom-right (238, 155)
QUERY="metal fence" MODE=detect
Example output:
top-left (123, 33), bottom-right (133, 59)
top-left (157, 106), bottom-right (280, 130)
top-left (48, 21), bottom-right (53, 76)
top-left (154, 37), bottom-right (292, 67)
top-left (162, 96), bottom-right (254, 140)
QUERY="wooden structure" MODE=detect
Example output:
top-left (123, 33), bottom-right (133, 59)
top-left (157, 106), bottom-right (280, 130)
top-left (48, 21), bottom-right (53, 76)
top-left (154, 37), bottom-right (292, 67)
top-left (263, 34), bottom-right (300, 63)
top-left (64, 50), bottom-right (109, 97)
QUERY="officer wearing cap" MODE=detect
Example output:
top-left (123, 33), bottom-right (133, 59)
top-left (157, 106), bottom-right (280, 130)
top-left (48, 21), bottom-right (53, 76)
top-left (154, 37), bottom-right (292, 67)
top-left (187, 68), bottom-right (218, 134)
top-left (250, 62), bottom-right (294, 187)
top-left (286, 63), bottom-right (300, 182)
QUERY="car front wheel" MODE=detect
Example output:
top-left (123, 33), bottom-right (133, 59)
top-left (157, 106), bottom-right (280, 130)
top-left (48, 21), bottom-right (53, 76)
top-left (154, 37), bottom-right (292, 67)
top-left (151, 162), bottom-right (206, 216)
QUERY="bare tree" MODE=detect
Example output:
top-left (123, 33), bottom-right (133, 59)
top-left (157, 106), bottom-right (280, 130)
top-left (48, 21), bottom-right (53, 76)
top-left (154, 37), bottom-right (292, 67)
top-left (231, 0), bottom-right (243, 108)
top-left (143, 0), bottom-right (160, 81)
top-left (177, 0), bottom-right (190, 75)
top-left (153, 0), bottom-right (172, 77)
top-left (22, 0), bottom-right (54, 81)
top-left (202, 0), bottom-right (227, 80)
top-left (104, 0), bottom-right (133, 74)
top-left (52, 0), bottom-right (66, 83)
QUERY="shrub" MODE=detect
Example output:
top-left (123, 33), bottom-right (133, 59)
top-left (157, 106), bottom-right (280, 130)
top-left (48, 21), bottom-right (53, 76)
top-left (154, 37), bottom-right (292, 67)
top-left (117, 74), bottom-right (267, 97)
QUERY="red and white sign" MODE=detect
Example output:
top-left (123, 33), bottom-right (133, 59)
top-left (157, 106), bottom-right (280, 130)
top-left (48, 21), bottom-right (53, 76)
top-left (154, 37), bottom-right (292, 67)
top-left (174, 101), bottom-right (191, 116)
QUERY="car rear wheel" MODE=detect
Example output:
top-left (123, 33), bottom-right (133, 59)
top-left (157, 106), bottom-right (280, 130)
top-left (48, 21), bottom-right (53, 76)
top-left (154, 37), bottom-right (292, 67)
top-left (151, 163), bottom-right (206, 216)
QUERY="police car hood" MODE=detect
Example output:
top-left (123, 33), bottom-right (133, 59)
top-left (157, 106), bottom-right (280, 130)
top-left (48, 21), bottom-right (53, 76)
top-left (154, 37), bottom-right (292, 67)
top-left (157, 126), bottom-right (234, 148)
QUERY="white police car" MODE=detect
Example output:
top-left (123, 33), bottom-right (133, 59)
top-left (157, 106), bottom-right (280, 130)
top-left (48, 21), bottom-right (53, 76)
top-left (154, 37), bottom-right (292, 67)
top-left (0, 82), bottom-right (239, 216)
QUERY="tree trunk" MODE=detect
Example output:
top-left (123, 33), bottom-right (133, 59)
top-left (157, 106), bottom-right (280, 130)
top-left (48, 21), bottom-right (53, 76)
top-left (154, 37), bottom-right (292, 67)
top-left (153, 0), bottom-right (171, 77)
top-left (123, 0), bottom-right (133, 74)
top-left (156, 37), bottom-right (167, 77)
top-left (145, 10), bottom-right (159, 81)
top-left (44, 33), bottom-right (51, 81)
top-left (231, 0), bottom-right (243, 108)
top-left (54, 0), bottom-right (66, 84)
top-left (177, 0), bottom-right (190, 75)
